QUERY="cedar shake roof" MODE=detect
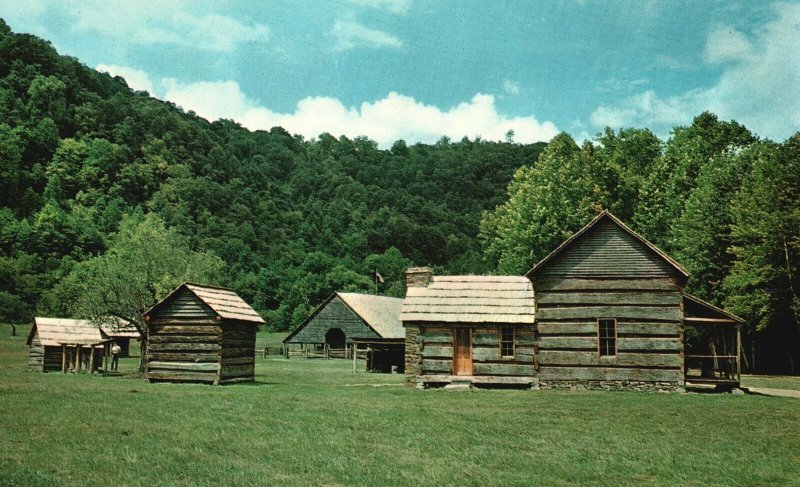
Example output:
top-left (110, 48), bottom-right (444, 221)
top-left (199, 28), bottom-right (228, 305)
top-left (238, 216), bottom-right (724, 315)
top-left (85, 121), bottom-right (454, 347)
top-left (100, 317), bottom-right (141, 339)
top-left (401, 275), bottom-right (535, 324)
top-left (145, 283), bottom-right (265, 324)
top-left (336, 293), bottom-right (405, 339)
top-left (525, 210), bottom-right (689, 278)
top-left (28, 317), bottom-right (110, 346)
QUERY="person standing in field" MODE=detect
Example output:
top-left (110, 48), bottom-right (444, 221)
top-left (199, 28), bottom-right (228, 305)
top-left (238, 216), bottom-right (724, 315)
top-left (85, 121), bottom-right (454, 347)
top-left (111, 343), bottom-right (121, 371)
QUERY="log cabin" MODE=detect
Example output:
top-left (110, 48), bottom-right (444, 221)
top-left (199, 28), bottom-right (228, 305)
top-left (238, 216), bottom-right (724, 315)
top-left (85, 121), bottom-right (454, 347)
top-left (143, 283), bottom-right (264, 385)
top-left (283, 292), bottom-right (405, 371)
top-left (401, 270), bottom-right (536, 387)
top-left (402, 211), bottom-right (744, 391)
top-left (27, 317), bottom-right (110, 373)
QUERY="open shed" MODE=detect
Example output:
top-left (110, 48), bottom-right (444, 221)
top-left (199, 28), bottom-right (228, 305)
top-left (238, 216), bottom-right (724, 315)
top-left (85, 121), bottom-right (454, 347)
top-left (143, 283), bottom-right (264, 385)
top-left (27, 317), bottom-right (110, 373)
top-left (100, 318), bottom-right (141, 357)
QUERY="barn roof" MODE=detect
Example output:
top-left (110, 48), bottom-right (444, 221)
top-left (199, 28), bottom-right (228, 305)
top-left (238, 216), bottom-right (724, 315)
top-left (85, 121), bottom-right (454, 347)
top-left (28, 317), bottom-right (111, 346)
top-left (526, 210), bottom-right (689, 278)
top-left (400, 275), bottom-right (535, 324)
top-left (100, 317), bottom-right (141, 339)
top-left (337, 293), bottom-right (405, 339)
top-left (145, 283), bottom-right (265, 324)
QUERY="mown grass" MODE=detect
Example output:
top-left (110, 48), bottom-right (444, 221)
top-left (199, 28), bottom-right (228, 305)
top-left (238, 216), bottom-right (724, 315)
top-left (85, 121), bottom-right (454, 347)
top-left (741, 374), bottom-right (800, 391)
top-left (1, 324), bottom-right (799, 486)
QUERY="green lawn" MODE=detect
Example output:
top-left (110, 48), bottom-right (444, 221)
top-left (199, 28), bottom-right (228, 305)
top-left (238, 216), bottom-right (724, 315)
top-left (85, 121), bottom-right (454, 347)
top-left (741, 374), bottom-right (800, 391)
top-left (1, 325), bottom-right (799, 486)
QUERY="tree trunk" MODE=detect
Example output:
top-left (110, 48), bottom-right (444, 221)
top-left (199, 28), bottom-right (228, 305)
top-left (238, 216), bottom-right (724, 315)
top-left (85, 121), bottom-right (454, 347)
top-left (10, 324), bottom-right (15, 336)
top-left (139, 335), bottom-right (147, 373)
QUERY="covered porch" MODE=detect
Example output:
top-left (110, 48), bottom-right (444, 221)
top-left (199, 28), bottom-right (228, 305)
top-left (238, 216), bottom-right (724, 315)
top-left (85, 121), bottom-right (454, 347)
top-left (683, 294), bottom-right (744, 389)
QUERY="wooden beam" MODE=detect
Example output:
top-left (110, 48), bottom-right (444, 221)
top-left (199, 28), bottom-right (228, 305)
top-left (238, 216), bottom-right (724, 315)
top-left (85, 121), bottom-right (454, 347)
top-left (61, 344), bottom-right (66, 373)
top-left (683, 317), bottom-right (737, 324)
top-left (89, 345), bottom-right (94, 373)
top-left (736, 325), bottom-right (742, 382)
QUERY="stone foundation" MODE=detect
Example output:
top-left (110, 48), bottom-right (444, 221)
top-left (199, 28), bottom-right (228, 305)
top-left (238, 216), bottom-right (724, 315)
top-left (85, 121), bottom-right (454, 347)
top-left (404, 325), bottom-right (421, 384)
top-left (539, 380), bottom-right (684, 393)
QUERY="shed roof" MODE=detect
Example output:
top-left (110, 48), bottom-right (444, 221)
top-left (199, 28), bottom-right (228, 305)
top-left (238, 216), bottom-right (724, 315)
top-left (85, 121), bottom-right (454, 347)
top-left (400, 275), bottom-right (535, 324)
top-left (100, 317), bottom-right (141, 339)
top-left (526, 210), bottom-right (689, 278)
top-left (144, 283), bottom-right (265, 324)
top-left (337, 293), bottom-right (405, 339)
top-left (683, 293), bottom-right (745, 324)
top-left (28, 317), bottom-right (110, 346)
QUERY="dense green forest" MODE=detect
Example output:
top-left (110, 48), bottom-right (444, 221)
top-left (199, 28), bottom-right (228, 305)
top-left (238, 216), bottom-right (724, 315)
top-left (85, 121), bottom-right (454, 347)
top-left (0, 21), bottom-right (797, 372)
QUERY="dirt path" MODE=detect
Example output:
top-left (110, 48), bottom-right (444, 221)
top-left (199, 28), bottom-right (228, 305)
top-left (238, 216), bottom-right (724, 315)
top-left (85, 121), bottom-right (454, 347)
top-left (746, 387), bottom-right (800, 398)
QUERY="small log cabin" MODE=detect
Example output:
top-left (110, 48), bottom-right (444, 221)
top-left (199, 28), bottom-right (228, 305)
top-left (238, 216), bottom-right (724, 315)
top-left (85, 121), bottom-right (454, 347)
top-left (283, 292), bottom-right (405, 372)
top-left (402, 211), bottom-right (744, 391)
top-left (100, 318), bottom-right (141, 357)
top-left (401, 270), bottom-right (536, 387)
top-left (27, 317), bottom-right (110, 373)
top-left (143, 283), bottom-right (264, 385)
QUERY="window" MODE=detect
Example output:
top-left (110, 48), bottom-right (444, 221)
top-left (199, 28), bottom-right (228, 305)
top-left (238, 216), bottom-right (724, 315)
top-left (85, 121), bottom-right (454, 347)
top-left (500, 326), bottom-right (515, 358)
top-left (598, 319), bottom-right (616, 357)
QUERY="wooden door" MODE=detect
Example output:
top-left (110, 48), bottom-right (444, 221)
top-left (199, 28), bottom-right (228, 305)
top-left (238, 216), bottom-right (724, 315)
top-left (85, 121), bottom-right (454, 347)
top-left (453, 328), bottom-right (472, 376)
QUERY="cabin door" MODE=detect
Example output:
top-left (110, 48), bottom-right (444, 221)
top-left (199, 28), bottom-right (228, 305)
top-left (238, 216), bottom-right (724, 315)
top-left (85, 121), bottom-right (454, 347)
top-left (453, 328), bottom-right (472, 376)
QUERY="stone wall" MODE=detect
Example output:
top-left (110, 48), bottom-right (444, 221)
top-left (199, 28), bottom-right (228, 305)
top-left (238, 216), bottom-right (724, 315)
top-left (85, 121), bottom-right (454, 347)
top-left (404, 324), bottom-right (421, 384)
top-left (539, 380), bottom-right (684, 393)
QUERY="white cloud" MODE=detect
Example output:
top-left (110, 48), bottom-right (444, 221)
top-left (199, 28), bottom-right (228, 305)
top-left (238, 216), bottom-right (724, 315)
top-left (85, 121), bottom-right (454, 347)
top-left (158, 79), bottom-right (559, 147)
top-left (590, 3), bottom-right (800, 140)
top-left (332, 18), bottom-right (402, 50)
top-left (96, 64), bottom-right (156, 93)
top-left (503, 80), bottom-right (521, 95)
top-left (344, 0), bottom-right (412, 15)
top-left (72, 2), bottom-right (268, 52)
top-left (704, 27), bottom-right (754, 63)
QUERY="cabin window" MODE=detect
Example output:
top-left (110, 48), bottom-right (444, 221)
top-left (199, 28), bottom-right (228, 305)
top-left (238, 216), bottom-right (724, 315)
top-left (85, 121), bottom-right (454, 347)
top-left (500, 326), bottom-right (515, 358)
top-left (598, 319), bottom-right (616, 357)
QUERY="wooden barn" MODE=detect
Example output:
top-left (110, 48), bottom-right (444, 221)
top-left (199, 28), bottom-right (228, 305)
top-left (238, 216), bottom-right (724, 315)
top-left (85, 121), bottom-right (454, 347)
top-left (143, 283), bottom-right (264, 385)
top-left (401, 269), bottom-right (536, 387)
top-left (283, 292), bottom-right (405, 371)
top-left (27, 317), bottom-right (110, 373)
top-left (100, 318), bottom-right (141, 357)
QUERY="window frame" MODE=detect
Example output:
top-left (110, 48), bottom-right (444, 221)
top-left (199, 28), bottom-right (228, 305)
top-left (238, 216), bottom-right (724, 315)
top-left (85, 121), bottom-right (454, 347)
top-left (499, 326), bottom-right (515, 359)
top-left (597, 318), bottom-right (617, 358)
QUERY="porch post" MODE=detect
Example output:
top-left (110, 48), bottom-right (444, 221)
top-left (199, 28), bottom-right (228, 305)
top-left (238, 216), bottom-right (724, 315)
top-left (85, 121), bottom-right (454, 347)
top-left (736, 324), bottom-right (742, 382)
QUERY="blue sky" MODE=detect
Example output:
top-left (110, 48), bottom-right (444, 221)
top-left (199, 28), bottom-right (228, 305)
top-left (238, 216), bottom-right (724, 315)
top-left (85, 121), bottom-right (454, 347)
top-left (1, 0), bottom-right (798, 146)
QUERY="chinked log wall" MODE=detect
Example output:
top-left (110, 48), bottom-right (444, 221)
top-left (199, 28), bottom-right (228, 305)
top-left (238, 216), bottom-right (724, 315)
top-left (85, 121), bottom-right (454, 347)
top-left (533, 277), bottom-right (684, 392)
top-left (412, 324), bottom-right (536, 380)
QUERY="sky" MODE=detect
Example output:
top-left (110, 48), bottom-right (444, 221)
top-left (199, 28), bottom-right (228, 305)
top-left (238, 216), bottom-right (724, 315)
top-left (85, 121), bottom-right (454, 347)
top-left (1, 0), bottom-right (798, 147)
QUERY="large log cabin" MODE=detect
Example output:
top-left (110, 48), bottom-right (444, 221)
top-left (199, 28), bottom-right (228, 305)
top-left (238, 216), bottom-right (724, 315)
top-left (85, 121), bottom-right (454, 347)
top-left (402, 211), bottom-right (744, 391)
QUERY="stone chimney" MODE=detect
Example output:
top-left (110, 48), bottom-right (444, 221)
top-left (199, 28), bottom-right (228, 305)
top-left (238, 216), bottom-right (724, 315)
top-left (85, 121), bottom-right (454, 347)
top-left (405, 267), bottom-right (433, 288)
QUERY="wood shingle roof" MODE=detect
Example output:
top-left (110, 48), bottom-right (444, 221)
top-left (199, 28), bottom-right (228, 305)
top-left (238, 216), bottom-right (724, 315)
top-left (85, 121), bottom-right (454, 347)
top-left (401, 275), bottom-right (535, 324)
top-left (145, 283), bottom-right (265, 324)
top-left (28, 317), bottom-right (110, 346)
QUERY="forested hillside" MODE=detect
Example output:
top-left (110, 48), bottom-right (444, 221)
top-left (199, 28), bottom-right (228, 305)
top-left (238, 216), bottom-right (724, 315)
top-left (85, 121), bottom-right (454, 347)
top-left (0, 21), bottom-right (797, 372)
top-left (0, 20), bottom-right (544, 330)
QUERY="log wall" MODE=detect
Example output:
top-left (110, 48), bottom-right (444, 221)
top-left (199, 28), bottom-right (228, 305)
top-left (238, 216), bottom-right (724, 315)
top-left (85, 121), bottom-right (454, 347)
top-left (146, 288), bottom-right (256, 384)
top-left (412, 323), bottom-right (536, 381)
top-left (532, 220), bottom-right (685, 391)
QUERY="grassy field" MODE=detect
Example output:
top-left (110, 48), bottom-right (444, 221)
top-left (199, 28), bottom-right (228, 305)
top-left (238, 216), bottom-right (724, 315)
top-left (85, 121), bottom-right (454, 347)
top-left (1, 324), bottom-right (799, 486)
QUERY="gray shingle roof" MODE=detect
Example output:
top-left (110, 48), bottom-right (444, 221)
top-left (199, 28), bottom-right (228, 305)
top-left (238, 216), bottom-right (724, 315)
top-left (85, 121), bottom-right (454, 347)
top-left (400, 275), bottom-right (535, 324)
top-left (337, 293), bottom-right (405, 339)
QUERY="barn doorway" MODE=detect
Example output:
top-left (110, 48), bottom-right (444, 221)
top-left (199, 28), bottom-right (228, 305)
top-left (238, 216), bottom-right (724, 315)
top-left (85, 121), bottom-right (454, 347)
top-left (325, 328), bottom-right (346, 349)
